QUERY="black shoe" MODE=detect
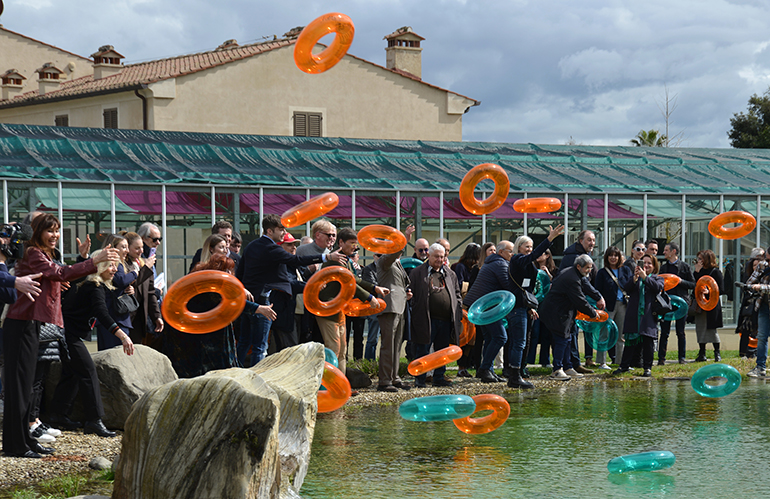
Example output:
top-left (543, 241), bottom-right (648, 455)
top-left (493, 373), bottom-right (507, 382)
top-left (84, 419), bottom-right (116, 438)
top-left (47, 414), bottom-right (82, 431)
top-left (478, 369), bottom-right (499, 383)
top-left (5, 449), bottom-right (42, 458)
top-left (612, 368), bottom-right (630, 375)
top-left (694, 355), bottom-right (708, 362)
top-left (432, 377), bottom-right (453, 387)
top-left (414, 381), bottom-right (427, 388)
top-left (714, 352), bottom-right (722, 362)
top-left (377, 385), bottom-right (398, 393)
top-left (457, 369), bottom-right (472, 378)
top-left (641, 369), bottom-right (652, 377)
top-left (502, 367), bottom-right (513, 379)
top-left (658, 360), bottom-right (666, 366)
top-left (393, 381), bottom-right (411, 391)
top-left (507, 368), bottom-right (534, 389)
top-left (678, 358), bottom-right (687, 364)
top-left (31, 443), bottom-right (55, 455)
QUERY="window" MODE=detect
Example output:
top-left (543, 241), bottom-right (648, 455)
top-left (54, 115), bottom-right (69, 127)
top-left (293, 112), bottom-right (322, 137)
top-left (103, 108), bottom-right (118, 129)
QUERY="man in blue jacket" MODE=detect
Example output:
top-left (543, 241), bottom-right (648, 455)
top-left (235, 214), bottom-right (346, 366)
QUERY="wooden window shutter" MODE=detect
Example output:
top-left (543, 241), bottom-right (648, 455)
top-left (54, 115), bottom-right (69, 127)
top-left (293, 112), bottom-right (307, 137)
top-left (308, 113), bottom-right (322, 137)
top-left (293, 111), bottom-right (322, 137)
top-left (103, 108), bottom-right (118, 129)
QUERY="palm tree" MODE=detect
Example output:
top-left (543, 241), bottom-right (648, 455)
top-left (630, 129), bottom-right (668, 147)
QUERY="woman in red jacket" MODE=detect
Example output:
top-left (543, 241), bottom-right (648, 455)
top-left (2, 214), bottom-right (117, 458)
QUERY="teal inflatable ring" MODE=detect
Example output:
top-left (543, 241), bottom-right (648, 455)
top-left (399, 395), bottom-right (476, 422)
top-left (400, 257), bottom-right (424, 270)
top-left (690, 363), bottom-right (741, 398)
top-left (467, 290), bottom-right (516, 326)
top-left (608, 451), bottom-right (676, 474)
top-left (662, 295), bottom-right (688, 321)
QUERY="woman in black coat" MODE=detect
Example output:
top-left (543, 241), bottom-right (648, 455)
top-left (594, 246), bottom-right (632, 367)
top-left (614, 254), bottom-right (663, 377)
top-left (50, 250), bottom-right (134, 438)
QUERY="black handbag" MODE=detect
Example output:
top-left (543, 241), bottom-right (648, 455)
top-left (510, 272), bottom-right (539, 310)
top-left (115, 293), bottom-right (140, 315)
top-left (652, 291), bottom-right (674, 318)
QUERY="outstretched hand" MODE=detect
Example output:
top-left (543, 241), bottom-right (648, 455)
top-left (15, 273), bottom-right (42, 302)
top-left (547, 224), bottom-right (565, 242)
top-left (76, 234), bottom-right (91, 259)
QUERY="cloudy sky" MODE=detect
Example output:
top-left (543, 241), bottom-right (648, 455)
top-left (4, 0), bottom-right (770, 148)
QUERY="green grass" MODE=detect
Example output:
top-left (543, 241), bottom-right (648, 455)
top-left (0, 469), bottom-right (114, 499)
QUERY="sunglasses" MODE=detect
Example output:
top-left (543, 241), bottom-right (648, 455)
top-left (151, 237), bottom-right (162, 243)
top-left (323, 233), bottom-right (337, 238)
top-left (418, 248), bottom-right (429, 253)
top-left (634, 247), bottom-right (645, 252)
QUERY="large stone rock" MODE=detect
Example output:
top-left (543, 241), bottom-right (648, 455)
top-left (113, 369), bottom-right (282, 499)
top-left (252, 342), bottom-right (325, 495)
top-left (345, 366), bottom-right (372, 389)
top-left (94, 344), bottom-right (178, 429)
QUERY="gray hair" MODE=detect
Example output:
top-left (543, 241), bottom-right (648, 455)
top-left (575, 254), bottom-right (593, 268)
top-left (750, 247), bottom-right (766, 259)
top-left (513, 235), bottom-right (532, 253)
top-left (428, 243), bottom-right (446, 256)
top-left (496, 241), bottom-right (512, 253)
top-left (137, 222), bottom-right (161, 238)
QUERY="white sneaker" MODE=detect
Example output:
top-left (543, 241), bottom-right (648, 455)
top-left (30, 424), bottom-right (56, 443)
top-left (748, 367), bottom-right (766, 378)
top-left (599, 363), bottom-right (612, 370)
top-left (39, 422), bottom-right (62, 437)
top-left (550, 369), bottom-right (571, 381)
top-left (564, 368), bottom-right (584, 378)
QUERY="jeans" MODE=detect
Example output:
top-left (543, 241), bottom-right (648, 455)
top-left (413, 318), bottom-right (452, 383)
top-left (756, 303), bottom-right (770, 370)
top-left (364, 316), bottom-right (381, 360)
top-left (659, 316), bottom-right (687, 362)
top-left (238, 295), bottom-right (272, 367)
top-left (507, 307), bottom-right (528, 368)
top-left (569, 322), bottom-right (581, 369)
top-left (479, 319), bottom-right (507, 371)
top-left (551, 333), bottom-right (572, 370)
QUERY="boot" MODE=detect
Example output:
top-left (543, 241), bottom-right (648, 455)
top-left (478, 369), bottom-right (500, 383)
top-left (694, 344), bottom-right (708, 362)
top-left (507, 367), bottom-right (534, 389)
top-left (713, 343), bottom-right (721, 362)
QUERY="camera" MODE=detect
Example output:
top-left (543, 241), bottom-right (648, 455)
top-left (0, 222), bottom-right (29, 260)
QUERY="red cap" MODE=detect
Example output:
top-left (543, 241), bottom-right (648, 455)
top-left (281, 232), bottom-right (300, 245)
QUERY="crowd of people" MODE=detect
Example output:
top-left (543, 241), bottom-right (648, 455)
top-left (0, 210), bottom-right (763, 459)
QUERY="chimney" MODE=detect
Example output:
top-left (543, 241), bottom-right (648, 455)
top-left (384, 26), bottom-right (424, 80)
top-left (91, 45), bottom-right (125, 80)
top-left (1, 69), bottom-right (26, 100)
top-left (216, 39), bottom-right (239, 51)
top-left (35, 63), bottom-right (63, 95)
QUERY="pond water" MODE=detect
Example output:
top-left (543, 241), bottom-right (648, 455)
top-left (302, 380), bottom-right (770, 498)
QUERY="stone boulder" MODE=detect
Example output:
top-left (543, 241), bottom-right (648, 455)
top-left (252, 342), bottom-right (325, 494)
top-left (94, 344), bottom-right (178, 429)
top-left (345, 366), bottom-right (372, 389)
top-left (113, 369), bottom-right (282, 499)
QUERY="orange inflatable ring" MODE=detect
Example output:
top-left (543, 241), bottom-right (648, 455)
top-left (659, 273), bottom-right (681, 291)
top-left (459, 313), bottom-right (476, 347)
top-left (162, 270), bottom-right (246, 334)
top-left (294, 13), bottom-right (355, 74)
top-left (342, 297), bottom-right (386, 317)
top-left (459, 163), bottom-right (510, 215)
top-left (304, 266), bottom-right (357, 317)
top-left (576, 309), bottom-right (609, 322)
top-left (512, 197), bottom-right (562, 214)
top-left (281, 192), bottom-right (339, 228)
top-left (317, 361), bottom-right (352, 413)
top-left (748, 334), bottom-right (758, 349)
top-left (695, 275), bottom-right (720, 311)
top-left (452, 394), bottom-right (510, 434)
top-left (357, 225), bottom-right (407, 254)
top-left (708, 211), bottom-right (756, 240)
top-left (408, 345), bottom-right (463, 376)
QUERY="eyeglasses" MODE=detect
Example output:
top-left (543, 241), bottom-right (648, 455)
top-left (152, 237), bottom-right (162, 243)
top-left (634, 247), bottom-right (645, 252)
top-left (323, 233), bottom-right (337, 239)
top-left (418, 248), bottom-right (429, 253)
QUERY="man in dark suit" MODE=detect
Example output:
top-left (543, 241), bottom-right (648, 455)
top-left (539, 254), bottom-right (600, 381)
top-left (659, 241), bottom-right (695, 364)
top-left (235, 214), bottom-right (345, 367)
top-left (189, 221), bottom-right (241, 273)
top-left (409, 243), bottom-right (462, 387)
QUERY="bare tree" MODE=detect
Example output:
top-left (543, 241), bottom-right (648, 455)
top-left (656, 85), bottom-right (685, 147)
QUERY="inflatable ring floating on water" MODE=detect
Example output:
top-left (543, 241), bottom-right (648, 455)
top-left (317, 361), bottom-right (352, 412)
top-left (408, 345), bottom-right (463, 376)
top-left (399, 394), bottom-right (476, 422)
top-left (512, 197), bottom-right (562, 214)
top-left (281, 192), bottom-right (339, 228)
top-left (162, 270), bottom-right (246, 334)
top-left (690, 363), bottom-right (741, 398)
top-left (607, 451), bottom-right (676, 474)
top-left (659, 273), bottom-right (681, 291)
top-left (400, 257), bottom-right (424, 271)
top-left (459, 163), bottom-right (510, 215)
top-left (357, 225), bottom-right (407, 254)
top-left (695, 275), bottom-right (719, 311)
top-left (577, 319), bottom-right (619, 352)
top-left (576, 309), bottom-right (609, 322)
top-left (467, 290), bottom-right (516, 325)
top-left (708, 211), bottom-right (757, 240)
top-left (342, 297), bottom-right (386, 317)
top-left (303, 266), bottom-right (357, 317)
top-left (459, 314), bottom-right (476, 347)
top-left (294, 13), bottom-right (355, 74)
top-left (452, 394), bottom-right (510, 434)
top-left (662, 295), bottom-right (688, 321)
